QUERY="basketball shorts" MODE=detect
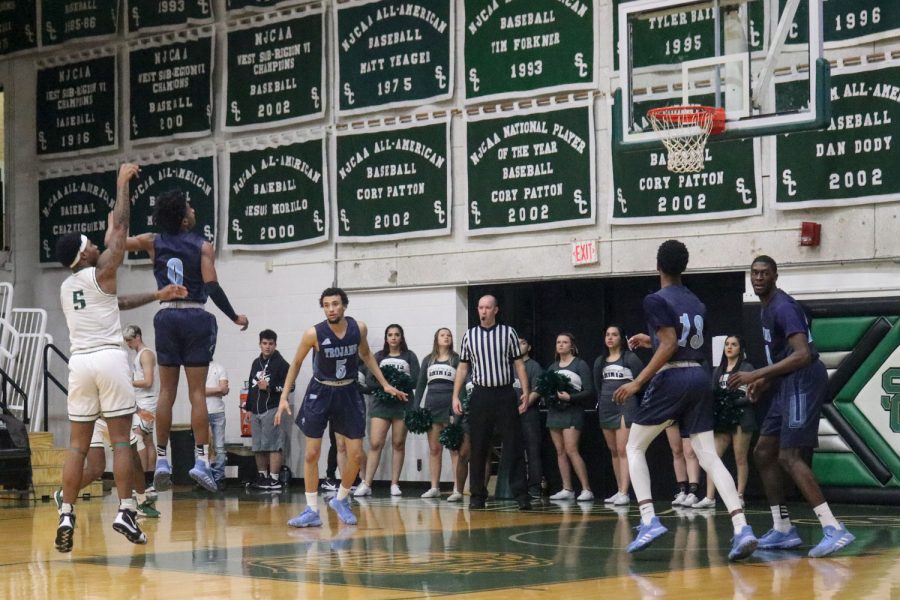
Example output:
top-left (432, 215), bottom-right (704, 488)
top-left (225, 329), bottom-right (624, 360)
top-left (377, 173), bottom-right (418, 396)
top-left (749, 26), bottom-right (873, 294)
top-left (251, 407), bottom-right (285, 452)
top-left (67, 348), bottom-right (136, 422)
top-left (760, 360), bottom-right (827, 448)
top-left (297, 380), bottom-right (366, 440)
top-left (154, 307), bottom-right (217, 367)
top-left (91, 415), bottom-right (142, 449)
top-left (135, 395), bottom-right (157, 434)
top-left (632, 365), bottom-right (714, 435)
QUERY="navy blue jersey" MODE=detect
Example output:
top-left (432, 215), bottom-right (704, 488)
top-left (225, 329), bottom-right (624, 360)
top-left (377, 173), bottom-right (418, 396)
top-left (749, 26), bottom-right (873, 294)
top-left (313, 316), bottom-right (360, 381)
top-left (761, 289), bottom-right (818, 365)
top-left (153, 231), bottom-right (207, 303)
top-left (644, 284), bottom-right (707, 362)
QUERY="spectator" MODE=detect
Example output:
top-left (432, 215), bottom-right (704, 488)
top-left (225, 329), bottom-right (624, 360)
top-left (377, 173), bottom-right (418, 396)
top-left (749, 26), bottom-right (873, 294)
top-left (246, 329), bottom-right (290, 490)
top-left (205, 361), bottom-right (230, 490)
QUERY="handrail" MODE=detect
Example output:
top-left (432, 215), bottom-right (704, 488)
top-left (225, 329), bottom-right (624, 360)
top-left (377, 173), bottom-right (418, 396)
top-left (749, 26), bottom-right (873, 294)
top-left (42, 343), bottom-right (69, 433)
top-left (0, 365), bottom-right (29, 425)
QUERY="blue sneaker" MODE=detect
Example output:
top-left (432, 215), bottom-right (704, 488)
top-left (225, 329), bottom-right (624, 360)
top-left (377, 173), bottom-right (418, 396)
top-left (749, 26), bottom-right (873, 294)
top-left (758, 526), bottom-right (803, 549)
top-left (329, 496), bottom-right (358, 525)
top-left (627, 516), bottom-right (668, 553)
top-left (189, 460), bottom-right (219, 493)
top-left (728, 525), bottom-right (759, 561)
top-left (154, 458), bottom-right (172, 491)
top-left (808, 524), bottom-right (855, 558)
top-left (287, 506), bottom-right (322, 528)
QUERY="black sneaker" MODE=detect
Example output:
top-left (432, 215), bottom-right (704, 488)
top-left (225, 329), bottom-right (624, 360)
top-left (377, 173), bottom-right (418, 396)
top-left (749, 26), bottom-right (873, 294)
top-left (267, 476), bottom-right (283, 490)
top-left (320, 478), bottom-right (338, 492)
top-left (251, 473), bottom-right (272, 490)
top-left (55, 512), bottom-right (76, 553)
top-left (113, 509), bottom-right (148, 544)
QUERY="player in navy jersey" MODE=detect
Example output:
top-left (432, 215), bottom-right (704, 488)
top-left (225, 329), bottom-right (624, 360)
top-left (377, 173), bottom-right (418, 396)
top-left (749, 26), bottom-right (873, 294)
top-left (125, 189), bottom-right (249, 493)
top-left (728, 256), bottom-right (855, 557)
top-left (613, 240), bottom-right (757, 561)
top-left (275, 287), bottom-right (408, 528)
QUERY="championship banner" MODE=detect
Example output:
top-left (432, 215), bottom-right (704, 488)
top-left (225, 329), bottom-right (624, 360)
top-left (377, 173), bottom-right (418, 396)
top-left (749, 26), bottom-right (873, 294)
top-left (0, 0), bottom-right (37, 56)
top-left (126, 0), bottom-right (213, 35)
top-left (335, 0), bottom-right (453, 116)
top-left (126, 150), bottom-right (217, 262)
top-left (223, 6), bottom-right (324, 132)
top-left (333, 118), bottom-right (450, 242)
top-left (36, 51), bottom-right (117, 157)
top-left (226, 135), bottom-right (328, 250)
top-left (773, 61), bottom-right (900, 210)
top-left (128, 30), bottom-right (214, 144)
top-left (38, 167), bottom-right (117, 266)
top-left (463, 0), bottom-right (595, 103)
top-left (786, 0), bottom-right (900, 48)
top-left (465, 102), bottom-right (595, 236)
top-left (611, 91), bottom-right (761, 224)
top-left (226, 0), bottom-right (301, 15)
top-left (41, 0), bottom-right (118, 47)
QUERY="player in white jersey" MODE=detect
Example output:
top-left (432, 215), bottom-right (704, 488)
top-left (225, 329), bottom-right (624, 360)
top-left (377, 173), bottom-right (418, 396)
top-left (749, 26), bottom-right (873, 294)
top-left (54, 163), bottom-right (186, 553)
top-left (123, 324), bottom-right (158, 485)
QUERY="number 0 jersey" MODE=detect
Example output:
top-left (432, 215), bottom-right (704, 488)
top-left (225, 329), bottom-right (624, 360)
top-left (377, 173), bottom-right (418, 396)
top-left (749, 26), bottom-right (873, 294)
top-left (60, 267), bottom-right (123, 354)
top-left (644, 284), bottom-right (707, 362)
top-left (153, 231), bottom-right (207, 303)
top-left (313, 316), bottom-right (360, 381)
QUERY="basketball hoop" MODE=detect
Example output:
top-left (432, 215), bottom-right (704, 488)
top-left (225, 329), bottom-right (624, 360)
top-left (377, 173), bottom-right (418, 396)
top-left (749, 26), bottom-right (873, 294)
top-left (647, 105), bottom-right (726, 173)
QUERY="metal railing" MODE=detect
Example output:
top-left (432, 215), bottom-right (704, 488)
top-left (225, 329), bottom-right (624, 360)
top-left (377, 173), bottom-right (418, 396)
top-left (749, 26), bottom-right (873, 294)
top-left (42, 343), bottom-right (69, 433)
top-left (0, 364), bottom-right (28, 423)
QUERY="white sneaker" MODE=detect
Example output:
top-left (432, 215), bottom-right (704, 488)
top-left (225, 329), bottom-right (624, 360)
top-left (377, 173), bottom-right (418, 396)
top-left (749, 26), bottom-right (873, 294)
top-left (352, 482), bottom-right (372, 497)
top-left (603, 492), bottom-right (619, 503)
top-left (421, 487), bottom-right (440, 499)
top-left (447, 490), bottom-right (463, 502)
top-left (549, 489), bottom-right (574, 501)
top-left (672, 491), bottom-right (687, 506)
top-left (390, 484), bottom-right (402, 496)
top-left (613, 492), bottom-right (630, 506)
top-left (576, 490), bottom-right (594, 502)
top-left (693, 496), bottom-right (716, 509)
top-left (682, 493), bottom-right (699, 507)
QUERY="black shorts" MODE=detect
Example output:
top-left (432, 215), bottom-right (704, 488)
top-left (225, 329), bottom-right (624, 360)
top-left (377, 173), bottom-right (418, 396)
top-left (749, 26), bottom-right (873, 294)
top-left (632, 366), bottom-right (714, 435)
top-left (297, 380), bottom-right (366, 440)
top-left (154, 308), bottom-right (217, 367)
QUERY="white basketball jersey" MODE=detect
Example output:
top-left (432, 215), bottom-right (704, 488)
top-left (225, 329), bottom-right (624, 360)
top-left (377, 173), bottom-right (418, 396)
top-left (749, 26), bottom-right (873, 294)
top-left (60, 267), bottom-right (123, 354)
top-left (132, 346), bottom-right (158, 400)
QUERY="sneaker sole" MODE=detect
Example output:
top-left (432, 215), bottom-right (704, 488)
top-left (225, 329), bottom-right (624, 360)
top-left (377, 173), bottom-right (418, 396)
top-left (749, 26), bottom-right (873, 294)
top-left (729, 537), bottom-right (759, 561)
top-left (809, 533), bottom-right (855, 558)
top-left (288, 519), bottom-right (323, 528)
top-left (189, 469), bottom-right (219, 493)
top-left (55, 526), bottom-right (74, 553)
top-left (112, 522), bottom-right (148, 544)
top-left (628, 527), bottom-right (668, 553)
top-left (758, 538), bottom-right (803, 550)
top-left (154, 470), bottom-right (172, 492)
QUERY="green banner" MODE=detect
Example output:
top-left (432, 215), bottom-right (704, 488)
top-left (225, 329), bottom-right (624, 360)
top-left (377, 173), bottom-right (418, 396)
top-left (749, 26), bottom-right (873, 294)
top-left (127, 155), bottom-right (216, 262)
top-left (336, 0), bottom-right (452, 115)
top-left (127, 0), bottom-right (213, 34)
top-left (37, 55), bottom-right (117, 156)
top-left (129, 34), bottom-right (213, 143)
top-left (226, 0), bottom-right (301, 14)
top-left (227, 139), bottom-right (327, 249)
top-left (41, 0), bottom-right (118, 47)
top-left (39, 170), bottom-right (117, 265)
top-left (466, 105), bottom-right (594, 235)
top-left (0, 0), bottom-right (37, 56)
top-left (335, 120), bottom-right (450, 242)
top-left (224, 10), bottom-right (324, 131)
top-left (775, 63), bottom-right (900, 210)
top-left (785, 0), bottom-right (900, 47)
top-left (613, 0), bottom-right (764, 71)
top-left (464, 0), bottom-right (595, 102)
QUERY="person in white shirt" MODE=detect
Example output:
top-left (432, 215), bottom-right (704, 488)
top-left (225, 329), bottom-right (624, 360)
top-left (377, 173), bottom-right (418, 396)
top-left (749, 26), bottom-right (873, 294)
top-left (205, 362), bottom-right (230, 489)
top-left (123, 324), bottom-right (158, 486)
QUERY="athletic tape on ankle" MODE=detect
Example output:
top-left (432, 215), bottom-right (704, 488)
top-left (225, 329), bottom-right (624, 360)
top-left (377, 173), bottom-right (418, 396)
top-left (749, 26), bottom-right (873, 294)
top-left (113, 441), bottom-right (132, 448)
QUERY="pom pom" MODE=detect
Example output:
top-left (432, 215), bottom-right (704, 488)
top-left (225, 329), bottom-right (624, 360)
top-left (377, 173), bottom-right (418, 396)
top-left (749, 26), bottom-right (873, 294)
top-left (439, 423), bottom-right (464, 450)
top-left (713, 387), bottom-right (747, 431)
top-left (536, 370), bottom-right (574, 410)
top-left (404, 407), bottom-right (433, 434)
top-left (374, 364), bottom-right (414, 404)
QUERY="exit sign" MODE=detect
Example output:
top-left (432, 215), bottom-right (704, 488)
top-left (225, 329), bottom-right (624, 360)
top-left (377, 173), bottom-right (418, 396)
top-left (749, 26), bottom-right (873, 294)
top-left (571, 240), bottom-right (598, 266)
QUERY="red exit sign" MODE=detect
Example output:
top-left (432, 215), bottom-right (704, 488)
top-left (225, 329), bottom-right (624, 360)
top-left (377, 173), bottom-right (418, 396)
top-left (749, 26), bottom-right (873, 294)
top-left (571, 240), bottom-right (598, 266)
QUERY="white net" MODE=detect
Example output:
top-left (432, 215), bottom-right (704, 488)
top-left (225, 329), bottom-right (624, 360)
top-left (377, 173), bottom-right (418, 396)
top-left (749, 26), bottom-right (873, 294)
top-left (647, 106), bottom-right (716, 174)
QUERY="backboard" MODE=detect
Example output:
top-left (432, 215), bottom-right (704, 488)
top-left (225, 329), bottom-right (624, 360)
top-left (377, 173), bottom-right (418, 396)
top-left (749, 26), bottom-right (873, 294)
top-left (616, 0), bottom-right (828, 147)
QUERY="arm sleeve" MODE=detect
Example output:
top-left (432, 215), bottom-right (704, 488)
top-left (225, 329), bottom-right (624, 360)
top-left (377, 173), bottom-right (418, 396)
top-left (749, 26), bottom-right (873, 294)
top-left (625, 352), bottom-right (645, 380)
top-left (569, 359), bottom-right (594, 406)
top-left (364, 351), bottom-right (382, 391)
top-left (459, 332), bottom-right (471, 363)
top-left (407, 351), bottom-right (420, 388)
top-left (414, 355), bottom-right (430, 408)
top-left (508, 328), bottom-right (522, 360)
top-left (593, 357), bottom-right (604, 400)
top-left (270, 356), bottom-right (289, 393)
top-left (204, 281), bottom-right (238, 321)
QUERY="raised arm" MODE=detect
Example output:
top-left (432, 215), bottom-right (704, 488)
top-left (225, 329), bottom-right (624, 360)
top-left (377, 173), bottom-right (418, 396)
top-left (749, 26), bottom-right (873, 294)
top-left (96, 163), bottom-right (139, 294)
top-left (200, 241), bottom-right (249, 331)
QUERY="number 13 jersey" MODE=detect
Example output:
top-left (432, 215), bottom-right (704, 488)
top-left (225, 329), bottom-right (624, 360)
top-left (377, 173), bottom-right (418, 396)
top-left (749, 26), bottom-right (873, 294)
top-left (644, 284), bottom-right (707, 362)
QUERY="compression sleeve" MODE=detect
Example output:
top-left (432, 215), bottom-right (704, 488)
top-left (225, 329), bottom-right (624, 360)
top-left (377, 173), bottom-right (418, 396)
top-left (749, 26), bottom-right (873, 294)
top-left (204, 281), bottom-right (238, 321)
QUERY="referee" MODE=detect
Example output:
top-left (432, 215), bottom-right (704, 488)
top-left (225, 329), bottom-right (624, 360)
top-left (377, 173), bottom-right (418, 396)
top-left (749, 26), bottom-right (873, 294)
top-left (452, 295), bottom-right (531, 510)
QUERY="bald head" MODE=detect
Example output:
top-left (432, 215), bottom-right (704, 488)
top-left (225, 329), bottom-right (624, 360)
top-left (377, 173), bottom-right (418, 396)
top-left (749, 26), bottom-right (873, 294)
top-left (477, 295), bottom-right (499, 327)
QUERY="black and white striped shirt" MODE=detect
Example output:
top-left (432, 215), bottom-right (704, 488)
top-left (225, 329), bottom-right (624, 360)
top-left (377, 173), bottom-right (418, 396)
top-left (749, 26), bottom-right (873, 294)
top-left (460, 323), bottom-right (522, 387)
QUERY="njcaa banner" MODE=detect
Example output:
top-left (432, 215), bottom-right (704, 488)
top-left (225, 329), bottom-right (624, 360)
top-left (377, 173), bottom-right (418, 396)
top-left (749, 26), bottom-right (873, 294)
top-left (125, 148), bottom-right (217, 263)
top-left (335, 0), bottom-right (453, 117)
top-left (226, 133), bottom-right (328, 250)
top-left (38, 164), bottom-right (117, 266)
top-left (465, 101), bottom-right (595, 235)
top-left (223, 6), bottom-right (325, 132)
top-left (126, 0), bottom-right (213, 36)
top-left (36, 50), bottom-right (118, 158)
top-left (332, 117), bottom-right (451, 243)
top-left (128, 29), bottom-right (214, 144)
top-left (0, 0), bottom-right (37, 56)
top-left (41, 0), bottom-right (118, 47)
top-left (226, 0), bottom-right (304, 16)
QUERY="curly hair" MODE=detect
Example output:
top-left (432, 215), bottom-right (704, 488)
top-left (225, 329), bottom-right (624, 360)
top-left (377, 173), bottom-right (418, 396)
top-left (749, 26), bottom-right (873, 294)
top-left (656, 239), bottom-right (690, 276)
top-left (153, 190), bottom-right (188, 234)
top-left (319, 287), bottom-right (349, 307)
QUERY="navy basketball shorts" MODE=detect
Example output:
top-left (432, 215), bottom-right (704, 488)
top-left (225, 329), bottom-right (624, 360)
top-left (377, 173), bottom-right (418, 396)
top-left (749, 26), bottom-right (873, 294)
top-left (296, 380), bottom-right (366, 440)
top-left (633, 365), bottom-right (714, 435)
top-left (153, 307), bottom-right (217, 367)
top-left (760, 360), bottom-right (827, 448)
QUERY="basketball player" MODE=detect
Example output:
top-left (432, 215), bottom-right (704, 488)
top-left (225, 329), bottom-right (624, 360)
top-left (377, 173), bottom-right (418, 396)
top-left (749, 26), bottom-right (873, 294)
top-left (54, 163), bottom-right (183, 552)
top-left (728, 256), bottom-right (855, 557)
top-left (612, 240), bottom-right (758, 561)
top-left (274, 287), bottom-right (408, 527)
top-left (125, 188), bottom-right (249, 493)
top-left (123, 324), bottom-right (158, 488)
